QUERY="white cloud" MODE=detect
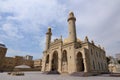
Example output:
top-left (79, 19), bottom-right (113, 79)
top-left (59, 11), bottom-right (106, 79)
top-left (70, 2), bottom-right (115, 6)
top-left (1, 23), bottom-right (24, 39)
top-left (0, 0), bottom-right (120, 58)
top-left (0, 0), bottom-right (67, 34)
top-left (66, 0), bottom-right (120, 56)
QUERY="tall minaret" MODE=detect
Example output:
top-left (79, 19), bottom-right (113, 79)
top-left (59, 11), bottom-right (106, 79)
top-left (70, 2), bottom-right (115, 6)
top-left (45, 27), bottom-right (52, 50)
top-left (67, 12), bottom-right (77, 42)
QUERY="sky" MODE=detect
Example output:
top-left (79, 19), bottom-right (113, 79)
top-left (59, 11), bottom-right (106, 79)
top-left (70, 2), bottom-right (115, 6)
top-left (0, 0), bottom-right (120, 59)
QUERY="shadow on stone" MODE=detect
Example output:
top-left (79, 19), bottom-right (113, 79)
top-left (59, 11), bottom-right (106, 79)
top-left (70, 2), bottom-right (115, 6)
top-left (42, 71), bottom-right (60, 75)
top-left (110, 73), bottom-right (120, 77)
top-left (70, 72), bottom-right (100, 77)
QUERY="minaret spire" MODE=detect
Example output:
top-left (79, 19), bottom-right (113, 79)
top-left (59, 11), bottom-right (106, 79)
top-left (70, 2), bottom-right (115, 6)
top-left (45, 27), bottom-right (52, 50)
top-left (67, 11), bottom-right (77, 42)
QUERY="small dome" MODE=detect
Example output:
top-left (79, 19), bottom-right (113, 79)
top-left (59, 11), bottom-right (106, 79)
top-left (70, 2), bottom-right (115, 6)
top-left (64, 38), bottom-right (70, 44)
top-left (48, 27), bottom-right (51, 29)
top-left (15, 65), bottom-right (31, 69)
top-left (47, 27), bottom-right (51, 32)
top-left (69, 11), bottom-right (74, 17)
top-left (77, 38), bottom-right (82, 42)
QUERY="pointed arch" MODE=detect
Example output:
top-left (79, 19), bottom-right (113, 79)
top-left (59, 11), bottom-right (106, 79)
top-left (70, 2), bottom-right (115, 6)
top-left (46, 55), bottom-right (49, 63)
top-left (45, 54), bottom-right (49, 71)
top-left (76, 52), bottom-right (84, 72)
top-left (51, 51), bottom-right (58, 71)
top-left (61, 50), bottom-right (68, 72)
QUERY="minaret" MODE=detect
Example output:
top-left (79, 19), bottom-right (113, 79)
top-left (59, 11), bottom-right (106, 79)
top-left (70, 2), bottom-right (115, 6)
top-left (45, 27), bottom-right (52, 50)
top-left (67, 11), bottom-right (77, 42)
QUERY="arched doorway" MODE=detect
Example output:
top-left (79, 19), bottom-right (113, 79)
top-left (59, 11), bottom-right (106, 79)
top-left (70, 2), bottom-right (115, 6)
top-left (62, 50), bottom-right (68, 72)
top-left (46, 55), bottom-right (49, 63)
top-left (45, 55), bottom-right (49, 71)
top-left (76, 52), bottom-right (84, 72)
top-left (51, 51), bottom-right (58, 71)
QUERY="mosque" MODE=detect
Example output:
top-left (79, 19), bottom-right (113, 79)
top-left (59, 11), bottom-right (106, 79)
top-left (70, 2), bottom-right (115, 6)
top-left (41, 12), bottom-right (108, 74)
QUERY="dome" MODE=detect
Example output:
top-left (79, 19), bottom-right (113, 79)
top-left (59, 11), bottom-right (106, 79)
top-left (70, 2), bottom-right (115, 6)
top-left (15, 65), bottom-right (31, 69)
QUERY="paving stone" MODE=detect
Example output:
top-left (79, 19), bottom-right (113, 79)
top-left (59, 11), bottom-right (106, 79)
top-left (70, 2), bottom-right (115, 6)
top-left (0, 72), bottom-right (120, 80)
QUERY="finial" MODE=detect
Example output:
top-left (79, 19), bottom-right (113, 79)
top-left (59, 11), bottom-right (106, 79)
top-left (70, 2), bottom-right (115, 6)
top-left (98, 45), bottom-right (101, 49)
top-left (48, 26), bottom-right (51, 28)
top-left (69, 11), bottom-right (74, 17)
top-left (46, 27), bottom-right (52, 35)
top-left (91, 40), bottom-right (94, 45)
top-left (84, 36), bottom-right (89, 43)
top-left (48, 27), bottom-right (51, 32)
top-left (68, 11), bottom-right (76, 22)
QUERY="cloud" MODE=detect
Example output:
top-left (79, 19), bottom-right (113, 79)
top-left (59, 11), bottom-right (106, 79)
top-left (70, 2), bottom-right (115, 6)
top-left (0, 0), bottom-right (67, 33)
top-left (0, 0), bottom-right (120, 59)
top-left (67, 0), bottom-right (120, 56)
top-left (1, 23), bottom-right (24, 39)
top-left (0, 0), bottom-right (68, 59)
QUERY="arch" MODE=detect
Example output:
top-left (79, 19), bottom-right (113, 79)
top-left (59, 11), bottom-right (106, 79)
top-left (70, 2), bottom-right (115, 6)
top-left (93, 60), bottom-right (95, 70)
top-left (46, 55), bottom-right (49, 63)
top-left (51, 51), bottom-right (58, 71)
top-left (62, 50), bottom-right (67, 62)
top-left (45, 54), bottom-right (49, 71)
top-left (98, 62), bottom-right (100, 70)
top-left (61, 50), bottom-right (68, 72)
top-left (76, 52), bottom-right (84, 72)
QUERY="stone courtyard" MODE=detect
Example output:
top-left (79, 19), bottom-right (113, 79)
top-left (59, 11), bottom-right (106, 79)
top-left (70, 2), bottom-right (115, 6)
top-left (0, 72), bottom-right (119, 80)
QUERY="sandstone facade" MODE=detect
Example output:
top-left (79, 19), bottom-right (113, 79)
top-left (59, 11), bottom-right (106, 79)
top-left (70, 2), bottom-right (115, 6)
top-left (0, 44), bottom-right (7, 71)
top-left (42, 12), bottom-right (108, 74)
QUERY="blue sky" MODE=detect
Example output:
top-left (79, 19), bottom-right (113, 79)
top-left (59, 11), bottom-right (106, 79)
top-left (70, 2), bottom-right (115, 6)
top-left (0, 0), bottom-right (120, 59)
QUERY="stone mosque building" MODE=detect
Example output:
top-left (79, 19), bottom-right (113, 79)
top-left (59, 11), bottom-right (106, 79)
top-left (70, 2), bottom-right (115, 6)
top-left (42, 12), bottom-right (108, 74)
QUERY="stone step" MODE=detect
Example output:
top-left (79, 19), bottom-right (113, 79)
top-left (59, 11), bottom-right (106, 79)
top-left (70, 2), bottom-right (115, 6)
top-left (70, 72), bottom-right (100, 77)
top-left (70, 72), bottom-right (87, 77)
top-left (42, 71), bottom-right (60, 74)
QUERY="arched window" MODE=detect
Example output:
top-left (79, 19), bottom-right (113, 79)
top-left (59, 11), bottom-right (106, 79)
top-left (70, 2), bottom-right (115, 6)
top-left (98, 62), bottom-right (100, 70)
top-left (101, 63), bottom-right (103, 70)
top-left (93, 60), bottom-right (95, 70)
top-left (62, 50), bottom-right (67, 62)
top-left (91, 49), bottom-right (93, 55)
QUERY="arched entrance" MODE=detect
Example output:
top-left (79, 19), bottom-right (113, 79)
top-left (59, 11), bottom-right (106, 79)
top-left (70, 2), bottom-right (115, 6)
top-left (76, 52), bottom-right (84, 72)
top-left (51, 51), bottom-right (58, 71)
top-left (45, 55), bottom-right (49, 71)
top-left (46, 55), bottom-right (49, 63)
top-left (62, 50), bottom-right (68, 72)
